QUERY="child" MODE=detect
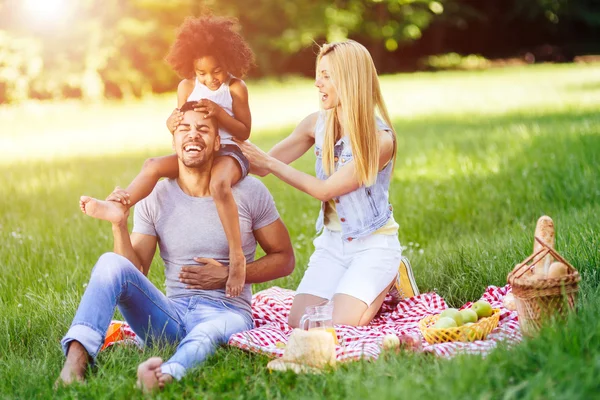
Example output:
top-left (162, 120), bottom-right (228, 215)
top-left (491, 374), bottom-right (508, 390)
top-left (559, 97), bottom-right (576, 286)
top-left (80, 15), bottom-right (255, 298)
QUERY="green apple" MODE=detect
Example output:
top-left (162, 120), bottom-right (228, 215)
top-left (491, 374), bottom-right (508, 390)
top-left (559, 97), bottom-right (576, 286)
top-left (382, 334), bottom-right (400, 350)
top-left (440, 308), bottom-right (463, 326)
top-left (434, 316), bottom-right (458, 329)
top-left (459, 309), bottom-right (478, 324)
top-left (471, 300), bottom-right (493, 318)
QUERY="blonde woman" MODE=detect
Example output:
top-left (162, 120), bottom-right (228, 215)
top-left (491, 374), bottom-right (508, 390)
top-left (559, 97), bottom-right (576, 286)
top-left (239, 40), bottom-right (418, 327)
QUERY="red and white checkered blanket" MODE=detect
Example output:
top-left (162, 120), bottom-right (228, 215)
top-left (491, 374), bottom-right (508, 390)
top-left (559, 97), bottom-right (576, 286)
top-left (103, 285), bottom-right (521, 360)
top-left (228, 285), bottom-right (521, 360)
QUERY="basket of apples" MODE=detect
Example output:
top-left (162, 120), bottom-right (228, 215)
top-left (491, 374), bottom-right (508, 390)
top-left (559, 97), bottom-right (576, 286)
top-left (418, 300), bottom-right (500, 344)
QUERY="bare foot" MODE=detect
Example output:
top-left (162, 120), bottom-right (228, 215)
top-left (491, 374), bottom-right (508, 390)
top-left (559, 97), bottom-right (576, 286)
top-left (226, 252), bottom-right (246, 298)
top-left (80, 196), bottom-right (127, 224)
top-left (136, 357), bottom-right (165, 393)
top-left (155, 368), bottom-right (174, 389)
top-left (55, 341), bottom-right (88, 389)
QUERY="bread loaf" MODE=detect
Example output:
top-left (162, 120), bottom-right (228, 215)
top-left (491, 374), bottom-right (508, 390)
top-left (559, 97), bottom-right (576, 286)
top-left (547, 262), bottom-right (569, 278)
top-left (503, 292), bottom-right (517, 311)
top-left (532, 216), bottom-right (555, 276)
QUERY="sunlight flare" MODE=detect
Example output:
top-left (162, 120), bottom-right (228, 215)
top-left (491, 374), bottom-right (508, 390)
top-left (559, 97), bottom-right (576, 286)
top-left (23, 0), bottom-right (68, 22)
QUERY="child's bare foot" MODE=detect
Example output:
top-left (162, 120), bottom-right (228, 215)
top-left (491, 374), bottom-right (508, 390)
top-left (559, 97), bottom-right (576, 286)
top-left (226, 252), bottom-right (246, 298)
top-left (136, 357), bottom-right (166, 393)
top-left (79, 196), bottom-right (127, 224)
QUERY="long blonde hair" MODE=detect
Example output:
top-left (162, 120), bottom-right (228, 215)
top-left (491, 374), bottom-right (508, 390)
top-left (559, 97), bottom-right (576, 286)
top-left (318, 40), bottom-right (396, 186)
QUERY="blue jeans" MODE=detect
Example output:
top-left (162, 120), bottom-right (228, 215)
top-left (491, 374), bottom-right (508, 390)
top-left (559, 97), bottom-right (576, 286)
top-left (61, 252), bottom-right (253, 380)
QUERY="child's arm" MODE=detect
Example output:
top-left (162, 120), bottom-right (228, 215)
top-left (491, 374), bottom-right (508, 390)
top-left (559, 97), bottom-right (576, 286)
top-left (196, 79), bottom-right (251, 141)
top-left (167, 79), bottom-right (195, 132)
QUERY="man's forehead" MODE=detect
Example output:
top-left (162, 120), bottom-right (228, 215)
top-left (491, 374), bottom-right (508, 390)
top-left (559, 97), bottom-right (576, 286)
top-left (182, 111), bottom-right (216, 129)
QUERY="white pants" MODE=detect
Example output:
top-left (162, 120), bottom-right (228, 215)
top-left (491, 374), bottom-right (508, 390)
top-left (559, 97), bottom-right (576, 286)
top-left (296, 229), bottom-right (402, 306)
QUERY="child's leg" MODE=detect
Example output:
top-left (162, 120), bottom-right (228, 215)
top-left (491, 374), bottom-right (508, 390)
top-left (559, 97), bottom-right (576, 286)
top-left (209, 156), bottom-right (244, 298)
top-left (80, 155), bottom-right (179, 223)
top-left (125, 154), bottom-right (179, 204)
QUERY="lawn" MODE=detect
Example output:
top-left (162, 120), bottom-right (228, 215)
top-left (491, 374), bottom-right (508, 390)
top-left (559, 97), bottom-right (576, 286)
top-left (1, 63), bottom-right (599, 399)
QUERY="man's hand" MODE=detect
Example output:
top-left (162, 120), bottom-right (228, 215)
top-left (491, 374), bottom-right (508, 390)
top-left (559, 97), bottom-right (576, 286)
top-left (179, 257), bottom-right (228, 290)
top-left (106, 186), bottom-right (131, 206)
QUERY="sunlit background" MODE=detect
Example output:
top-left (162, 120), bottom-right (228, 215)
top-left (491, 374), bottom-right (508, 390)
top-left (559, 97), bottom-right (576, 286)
top-left (1, 0), bottom-right (599, 163)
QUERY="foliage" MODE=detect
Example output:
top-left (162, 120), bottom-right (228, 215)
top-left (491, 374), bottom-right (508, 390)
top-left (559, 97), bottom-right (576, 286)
top-left (0, 30), bottom-right (42, 103)
top-left (423, 52), bottom-right (489, 70)
top-left (0, 0), bottom-right (599, 102)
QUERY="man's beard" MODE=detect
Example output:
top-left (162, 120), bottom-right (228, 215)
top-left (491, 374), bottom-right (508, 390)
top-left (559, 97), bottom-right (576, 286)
top-left (181, 154), bottom-right (211, 169)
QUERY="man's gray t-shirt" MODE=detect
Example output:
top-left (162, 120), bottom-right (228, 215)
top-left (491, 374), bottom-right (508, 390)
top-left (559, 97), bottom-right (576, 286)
top-left (133, 177), bottom-right (280, 315)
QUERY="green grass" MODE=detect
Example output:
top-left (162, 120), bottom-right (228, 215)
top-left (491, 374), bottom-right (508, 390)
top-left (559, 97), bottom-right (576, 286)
top-left (1, 63), bottom-right (599, 399)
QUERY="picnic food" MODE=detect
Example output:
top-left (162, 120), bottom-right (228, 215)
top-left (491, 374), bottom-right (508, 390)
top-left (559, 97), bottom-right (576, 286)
top-left (267, 328), bottom-right (336, 373)
top-left (381, 334), bottom-right (422, 352)
top-left (460, 308), bottom-right (479, 324)
top-left (419, 308), bottom-right (500, 343)
top-left (434, 317), bottom-right (458, 329)
top-left (547, 261), bottom-right (569, 278)
top-left (507, 217), bottom-right (580, 336)
top-left (532, 216), bottom-right (555, 276)
top-left (471, 300), bottom-right (493, 318)
top-left (382, 334), bottom-right (400, 350)
top-left (397, 334), bottom-right (423, 351)
top-left (440, 308), bottom-right (463, 326)
top-left (503, 292), bottom-right (517, 311)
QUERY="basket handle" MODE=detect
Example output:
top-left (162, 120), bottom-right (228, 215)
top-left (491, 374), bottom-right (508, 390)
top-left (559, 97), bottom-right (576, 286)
top-left (508, 236), bottom-right (577, 280)
top-left (510, 247), bottom-right (550, 279)
top-left (534, 236), bottom-right (577, 273)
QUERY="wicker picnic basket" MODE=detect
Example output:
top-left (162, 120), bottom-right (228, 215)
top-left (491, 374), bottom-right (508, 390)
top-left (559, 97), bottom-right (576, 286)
top-left (507, 237), bottom-right (580, 336)
top-left (418, 309), bottom-right (500, 344)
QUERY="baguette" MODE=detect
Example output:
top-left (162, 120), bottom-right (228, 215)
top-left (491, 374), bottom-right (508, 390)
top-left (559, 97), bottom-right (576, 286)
top-left (532, 216), bottom-right (555, 276)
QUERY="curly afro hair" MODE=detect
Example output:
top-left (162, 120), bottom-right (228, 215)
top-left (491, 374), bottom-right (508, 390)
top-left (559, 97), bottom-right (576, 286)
top-left (166, 15), bottom-right (255, 79)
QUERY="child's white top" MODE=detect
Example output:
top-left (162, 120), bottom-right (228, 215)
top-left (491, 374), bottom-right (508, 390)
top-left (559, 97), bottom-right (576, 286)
top-left (187, 75), bottom-right (235, 145)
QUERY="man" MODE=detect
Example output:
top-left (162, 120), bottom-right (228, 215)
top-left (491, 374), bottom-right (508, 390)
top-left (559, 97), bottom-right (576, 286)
top-left (57, 101), bottom-right (295, 391)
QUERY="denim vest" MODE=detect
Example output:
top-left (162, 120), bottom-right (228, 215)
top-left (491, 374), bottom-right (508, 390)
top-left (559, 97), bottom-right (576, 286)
top-left (314, 112), bottom-right (395, 241)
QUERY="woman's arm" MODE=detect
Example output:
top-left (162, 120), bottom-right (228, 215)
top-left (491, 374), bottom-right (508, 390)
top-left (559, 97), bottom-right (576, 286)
top-left (267, 112), bottom-right (318, 164)
top-left (239, 112), bottom-right (317, 177)
top-left (240, 129), bottom-right (394, 202)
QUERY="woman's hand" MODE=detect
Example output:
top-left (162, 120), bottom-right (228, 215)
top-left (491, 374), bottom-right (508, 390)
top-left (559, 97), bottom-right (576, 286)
top-left (194, 99), bottom-right (223, 120)
top-left (167, 108), bottom-right (183, 133)
top-left (237, 140), bottom-right (275, 173)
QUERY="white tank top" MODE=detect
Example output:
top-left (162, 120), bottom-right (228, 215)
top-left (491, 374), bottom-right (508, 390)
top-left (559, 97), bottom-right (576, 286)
top-left (187, 75), bottom-right (235, 145)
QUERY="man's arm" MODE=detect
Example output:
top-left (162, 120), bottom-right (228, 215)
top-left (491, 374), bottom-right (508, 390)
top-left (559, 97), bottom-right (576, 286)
top-left (179, 218), bottom-right (295, 289)
top-left (112, 219), bottom-right (157, 276)
top-left (246, 218), bottom-right (295, 283)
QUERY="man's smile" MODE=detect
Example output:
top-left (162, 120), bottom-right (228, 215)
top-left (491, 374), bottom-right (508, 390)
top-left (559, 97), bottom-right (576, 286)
top-left (183, 142), bottom-right (206, 154)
